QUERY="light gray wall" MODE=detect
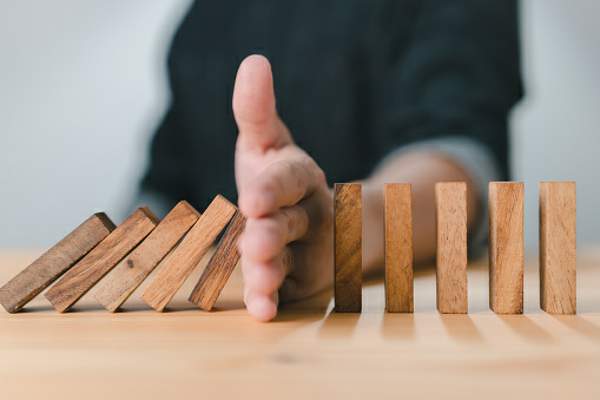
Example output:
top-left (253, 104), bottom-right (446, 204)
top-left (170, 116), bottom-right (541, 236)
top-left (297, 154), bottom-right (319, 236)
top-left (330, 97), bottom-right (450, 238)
top-left (0, 1), bottom-right (192, 247)
top-left (1, 1), bottom-right (598, 249)
top-left (513, 0), bottom-right (600, 249)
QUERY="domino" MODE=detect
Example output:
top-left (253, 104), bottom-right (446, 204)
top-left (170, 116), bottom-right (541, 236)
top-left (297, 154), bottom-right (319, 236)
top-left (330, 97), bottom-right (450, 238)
top-left (0, 213), bottom-right (115, 313)
top-left (435, 182), bottom-right (468, 314)
top-left (44, 207), bottom-right (158, 312)
top-left (334, 183), bottom-right (362, 313)
top-left (94, 201), bottom-right (200, 312)
top-left (384, 183), bottom-right (413, 313)
top-left (540, 181), bottom-right (576, 314)
top-left (0, 180), bottom-right (581, 318)
top-left (188, 210), bottom-right (245, 310)
top-left (489, 182), bottom-right (524, 314)
top-left (142, 195), bottom-right (236, 312)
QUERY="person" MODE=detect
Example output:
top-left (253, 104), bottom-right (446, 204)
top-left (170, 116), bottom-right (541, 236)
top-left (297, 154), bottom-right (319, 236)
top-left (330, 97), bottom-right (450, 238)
top-left (139, 1), bottom-right (522, 321)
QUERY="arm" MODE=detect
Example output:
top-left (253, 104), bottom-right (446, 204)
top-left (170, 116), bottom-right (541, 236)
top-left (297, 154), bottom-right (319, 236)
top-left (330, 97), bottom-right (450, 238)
top-left (362, 150), bottom-right (482, 274)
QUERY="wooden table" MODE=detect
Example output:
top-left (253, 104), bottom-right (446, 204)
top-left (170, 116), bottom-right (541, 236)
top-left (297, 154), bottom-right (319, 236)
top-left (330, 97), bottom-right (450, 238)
top-left (1, 249), bottom-right (599, 399)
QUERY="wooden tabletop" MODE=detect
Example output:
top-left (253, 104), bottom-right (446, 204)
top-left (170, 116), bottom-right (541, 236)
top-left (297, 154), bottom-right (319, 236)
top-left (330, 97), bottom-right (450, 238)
top-left (1, 248), bottom-right (599, 399)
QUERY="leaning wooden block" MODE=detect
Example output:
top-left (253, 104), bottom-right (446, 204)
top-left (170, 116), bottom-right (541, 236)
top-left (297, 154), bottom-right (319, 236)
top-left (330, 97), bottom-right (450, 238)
top-left (44, 207), bottom-right (158, 312)
top-left (0, 213), bottom-right (115, 313)
top-left (489, 182), bottom-right (524, 314)
top-left (435, 182), bottom-right (468, 314)
top-left (142, 195), bottom-right (236, 312)
top-left (94, 201), bottom-right (200, 312)
top-left (188, 210), bottom-right (245, 310)
top-left (540, 181), bottom-right (576, 314)
top-left (334, 183), bottom-right (362, 313)
top-left (384, 183), bottom-right (413, 313)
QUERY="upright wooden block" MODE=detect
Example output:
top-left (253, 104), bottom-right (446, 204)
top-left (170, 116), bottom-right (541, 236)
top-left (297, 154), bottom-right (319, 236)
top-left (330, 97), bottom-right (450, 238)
top-left (384, 183), bottom-right (413, 313)
top-left (44, 208), bottom-right (158, 312)
top-left (435, 182), bottom-right (468, 314)
top-left (0, 213), bottom-right (115, 313)
top-left (188, 210), bottom-right (245, 310)
top-left (94, 201), bottom-right (200, 312)
top-left (489, 182), bottom-right (524, 314)
top-left (540, 181), bottom-right (576, 314)
top-left (334, 183), bottom-right (362, 313)
top-left (142, 195), bottom-right (236, 312)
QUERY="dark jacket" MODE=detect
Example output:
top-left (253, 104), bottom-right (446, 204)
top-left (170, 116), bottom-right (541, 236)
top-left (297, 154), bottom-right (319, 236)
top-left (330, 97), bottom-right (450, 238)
top-left (142, 0), bottom-right (523, 209)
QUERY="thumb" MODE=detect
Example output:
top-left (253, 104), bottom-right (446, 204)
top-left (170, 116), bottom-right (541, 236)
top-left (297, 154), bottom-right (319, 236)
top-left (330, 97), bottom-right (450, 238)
top-left (232, 54), bottom-right (291, 150)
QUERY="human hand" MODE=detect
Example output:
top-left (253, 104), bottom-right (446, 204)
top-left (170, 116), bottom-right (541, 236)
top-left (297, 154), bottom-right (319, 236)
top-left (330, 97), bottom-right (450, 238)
top-left (233, 55), bottom-right (333, 322)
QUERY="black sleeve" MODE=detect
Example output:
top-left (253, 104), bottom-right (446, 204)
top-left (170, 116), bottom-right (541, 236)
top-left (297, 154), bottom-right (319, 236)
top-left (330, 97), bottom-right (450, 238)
top-left (140, 104), bottom-right (189, 201)
top-left (372, 0), bottom-right (523, 179)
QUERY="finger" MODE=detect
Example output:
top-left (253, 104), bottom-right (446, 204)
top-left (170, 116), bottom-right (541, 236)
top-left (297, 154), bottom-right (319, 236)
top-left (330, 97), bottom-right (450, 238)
top-left (239, 156), bottom-right (326, 217)
top-left (244, 290), bottom-right (278, 322)
top-left (232, 54), bottom-right (292, 151)
top-left (241, 251), bottom-right (292, 296)
top-left (238, 206), bottom-right (309, 262)
top-left (242, 250), bottom-right (293, 322)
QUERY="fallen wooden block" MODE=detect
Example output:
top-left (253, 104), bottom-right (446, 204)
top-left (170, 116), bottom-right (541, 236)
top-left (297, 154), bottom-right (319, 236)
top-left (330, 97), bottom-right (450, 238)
top-left (94, 201), bottom-right (200, 312)
top-left (435, 182), bottom-right (468, 314)
top-left (142, 195), bottom-right (236, 312)
top-left (0, 213), bottom-right (115, 313)
top-left (334, 183), bottom-right (362, 313)
top-left (188, 210), bottom-right (245, 310)
top-left (489, 182), bottom-right (524, 314)
top-left (44, 207), bottom-right (158, 312)
top-left (540, 181), bottom-right (576, 314)
top-left (384, 183), bottom-right (413, 313)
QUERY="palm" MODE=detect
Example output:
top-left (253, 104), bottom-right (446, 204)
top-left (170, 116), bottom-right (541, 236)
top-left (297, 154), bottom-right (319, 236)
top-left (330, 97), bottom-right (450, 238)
top-left (232, 55), bottom-right (333, 320)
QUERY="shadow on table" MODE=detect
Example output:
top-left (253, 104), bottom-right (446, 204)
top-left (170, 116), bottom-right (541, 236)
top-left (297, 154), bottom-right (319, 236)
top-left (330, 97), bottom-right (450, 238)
top-left (17, 304), bottom-right (55, 313)
top-left (551, 315), bottom-right (600, 341)
top-left (498, 314), bottom-right (556, 343)
top-left (440, 314), bottom-right (484, 343)
top-left (318, 310), bottom-right (360, 339)
top-left (274, 290), bottom-right (332, 324)
top-left (380, 313), bottom-right (416, 340)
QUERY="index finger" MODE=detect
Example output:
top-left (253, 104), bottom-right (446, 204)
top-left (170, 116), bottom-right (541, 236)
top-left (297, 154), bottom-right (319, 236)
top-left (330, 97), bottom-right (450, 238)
top-left (238, 156), bottom-right (326, 218)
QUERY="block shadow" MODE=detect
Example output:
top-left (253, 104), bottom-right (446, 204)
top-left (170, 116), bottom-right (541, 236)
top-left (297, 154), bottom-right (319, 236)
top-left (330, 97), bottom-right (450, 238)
top-left (318, 311), bottom-right (360, 339)
top-left (498, 314), bottom-right (556, 344)
top-left (380, 313), bottom-right (416, 341)
top-left (440, 314), bottom-right (484, 343)
top-left (551, 315), bottom-right (600, 341)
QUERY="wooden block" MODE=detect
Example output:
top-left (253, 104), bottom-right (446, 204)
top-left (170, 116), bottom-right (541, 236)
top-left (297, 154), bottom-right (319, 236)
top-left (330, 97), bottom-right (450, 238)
top-left (435, 182), bottom-right (468, 314)
top-left (142, 195), bottom-right (236, 312)
top-left (0, 213), bottom-right (115, 313)
top-left (384, 183), bottom-right (413, 313)
top-left (540, 181), bottom-right (576, 314)
top-left (489, 182), bottom-right (524, 314)
top-left (44, 208), bottom-right (158, 312)
top-left (188, 210), bottom-right (245, 310)
top-left (334, 183), bottom-right (362, 313)
top-left (94, 201), bottom-right (200, 312)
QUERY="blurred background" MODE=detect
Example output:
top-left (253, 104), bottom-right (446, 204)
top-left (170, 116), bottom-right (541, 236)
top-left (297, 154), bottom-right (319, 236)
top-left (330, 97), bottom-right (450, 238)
top-left (1, 0), bottom-right (598, 250)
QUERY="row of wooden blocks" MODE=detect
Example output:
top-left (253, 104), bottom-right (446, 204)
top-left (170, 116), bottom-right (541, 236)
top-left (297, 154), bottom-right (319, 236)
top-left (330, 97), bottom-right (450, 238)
top-left (334, 181), bottom-right (577, 315)
top-left (0, 181), bottom-right (575, 316)
top-left (0, 196), bottom-right (245, 313)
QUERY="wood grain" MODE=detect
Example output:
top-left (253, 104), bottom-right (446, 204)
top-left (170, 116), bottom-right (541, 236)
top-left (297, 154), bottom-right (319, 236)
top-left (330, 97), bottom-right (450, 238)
top-left (188, 210), bottom-right (245, 310)
top-left (94, 201), bottom-right (200, 312)
top-left (334, 183), bottom-right (362, 313)
top-left (435, 182), bottom-right (468, 314)
top-left (384, 183), bottom-right (413, 313)
top-left (489, 182), bottom-right (524, 314)
top-left (540, 181), bottom-right (577, 314)
top-left (44, 208), bottom-right (158, 312)
top-left (0, 213), bottom-right (115, 313)
top-left (142, 195), bottom-right (236, 312)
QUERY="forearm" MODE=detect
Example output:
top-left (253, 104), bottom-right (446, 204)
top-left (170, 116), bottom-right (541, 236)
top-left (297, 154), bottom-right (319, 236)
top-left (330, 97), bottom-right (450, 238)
top-left (361, 150), bottom-right (482, 274)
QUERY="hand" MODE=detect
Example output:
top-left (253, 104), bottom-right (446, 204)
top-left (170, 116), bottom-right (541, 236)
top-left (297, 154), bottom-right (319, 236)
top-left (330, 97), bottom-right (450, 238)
top-left (233, 55), bottom-right (333, 322)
